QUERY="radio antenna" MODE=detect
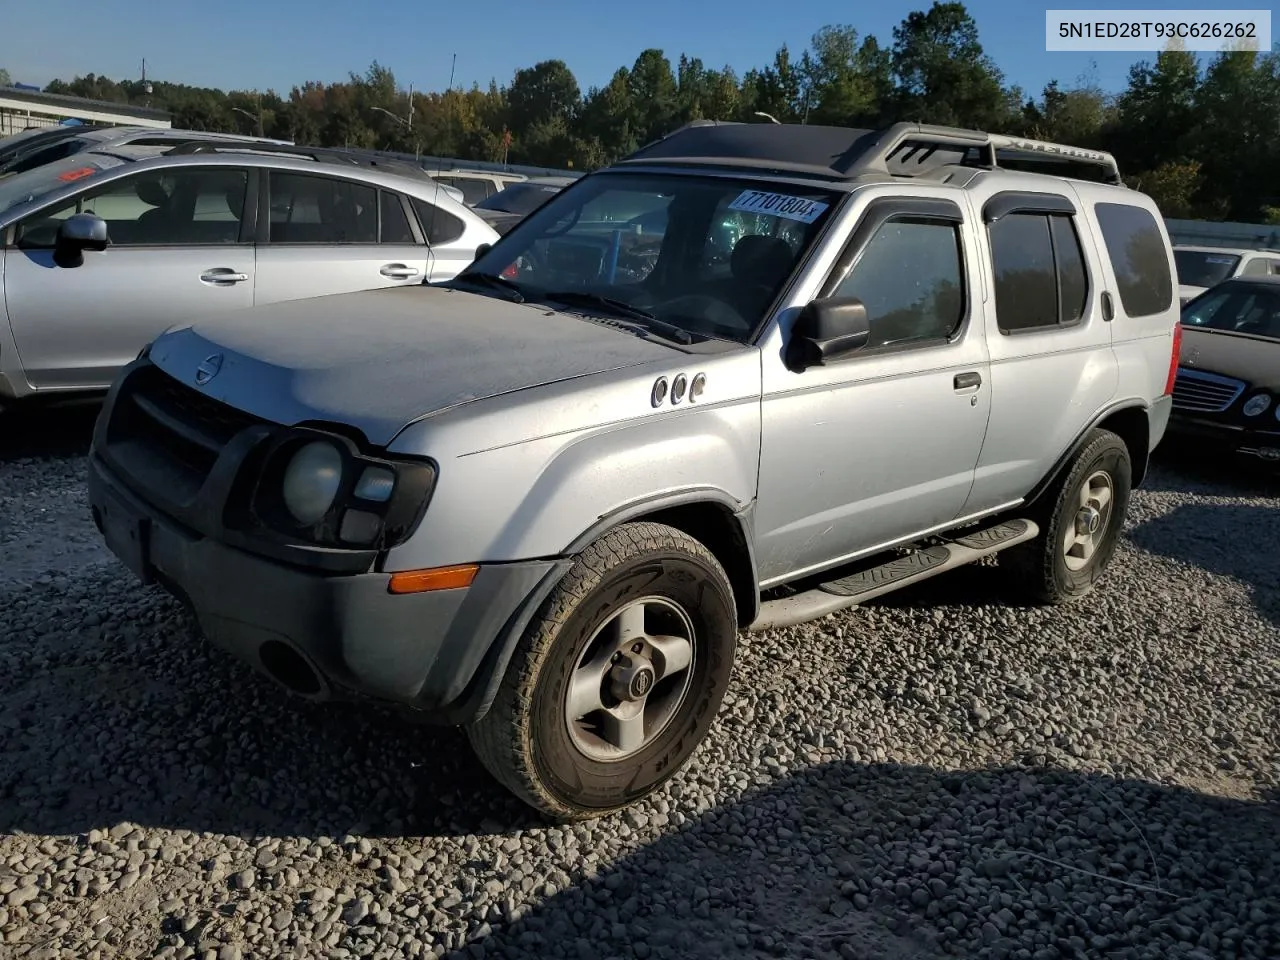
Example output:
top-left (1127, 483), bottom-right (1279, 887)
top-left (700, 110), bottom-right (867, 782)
top-left (425, 53), bottom-right (457, 273)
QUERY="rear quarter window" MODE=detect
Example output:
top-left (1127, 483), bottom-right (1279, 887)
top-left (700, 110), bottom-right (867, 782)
top-left (411, 197), bottom-right (466, 245)
top-left (1093, 202), bottom-right (1173, 317)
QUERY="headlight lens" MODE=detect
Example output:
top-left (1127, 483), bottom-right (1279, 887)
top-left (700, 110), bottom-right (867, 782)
top-left (1242, 394), bottom-right (1271, 417)
top-left (281, 441), bottom-right (344, 524)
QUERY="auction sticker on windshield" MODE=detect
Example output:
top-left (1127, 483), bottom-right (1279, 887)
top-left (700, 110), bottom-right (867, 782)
top-left (728, 190), bottom-right (829, 223)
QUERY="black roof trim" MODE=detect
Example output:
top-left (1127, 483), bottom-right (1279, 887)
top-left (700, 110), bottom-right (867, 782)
top-left (617, 120), bottom-right (1123, 186)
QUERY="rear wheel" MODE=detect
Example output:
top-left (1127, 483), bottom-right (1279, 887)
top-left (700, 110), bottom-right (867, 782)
top-left (1003, 428), bottom-right (1132, 604)
top-left (466, 521), bottom-right (738, 820)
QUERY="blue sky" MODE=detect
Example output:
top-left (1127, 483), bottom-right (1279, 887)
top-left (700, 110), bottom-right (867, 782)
top-left (1, 0), bottom-right (1247, 101)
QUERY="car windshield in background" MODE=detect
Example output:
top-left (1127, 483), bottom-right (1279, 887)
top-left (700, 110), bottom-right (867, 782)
top-left (0, 153), bottom-right (124, 216)
top-left (476, 181), bottom-right (563, 216)
top-left (455, 173), bottom-right (840, 343)
top-left (1182, 284), bottom-right (1280, 340)
top-left (1174, 250), bottom-right (1241, 288)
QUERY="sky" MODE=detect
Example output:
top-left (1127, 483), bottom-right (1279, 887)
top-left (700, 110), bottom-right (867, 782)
top-left (0, 0), bottom-right (1256, 102)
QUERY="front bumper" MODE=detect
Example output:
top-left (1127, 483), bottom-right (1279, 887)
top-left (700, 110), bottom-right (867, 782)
top-left (1164, 413), bottom-right (1280, 464)
top-left (88, 451), bottom-right (569, 722)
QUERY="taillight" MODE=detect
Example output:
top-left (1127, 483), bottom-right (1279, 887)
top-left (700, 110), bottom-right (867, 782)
top-left (1163, 321), bottom-right (1182, 396)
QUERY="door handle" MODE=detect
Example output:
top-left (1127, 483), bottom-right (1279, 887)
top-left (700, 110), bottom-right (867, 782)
top-left (380, 263), bottom-right (420, 279)
top-left (954, 371), bottom-right (982, 391)
top-left (199, 269), bottom-right (249, 284)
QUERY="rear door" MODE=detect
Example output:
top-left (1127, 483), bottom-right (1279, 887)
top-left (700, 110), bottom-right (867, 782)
top-left (3, 164), bottom-right (255, 391)
top-left (958, 183), bottom-right (1118, 515)
top-left (253, 170), bottom-right (431, 306)
top-left (408, 195), bottom-right (481, 282)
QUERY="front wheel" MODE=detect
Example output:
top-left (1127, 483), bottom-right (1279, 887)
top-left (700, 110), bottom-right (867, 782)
top-left (466, 521), bottom-right (738, 820)
top-left (1003, 428), bottom-right (1132, 604)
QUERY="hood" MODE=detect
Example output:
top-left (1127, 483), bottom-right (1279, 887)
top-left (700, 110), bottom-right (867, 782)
top-left (149, 285), bottom-right (679, 446)
top-left (474, 207), bottom-right (524, 235)
top-left (1180, 326), bottom-right (1280, 390)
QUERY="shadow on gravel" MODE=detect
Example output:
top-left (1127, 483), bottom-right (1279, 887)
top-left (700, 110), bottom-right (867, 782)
top-left (1127, 500), bottom-right (1280, 629)
top-left (434, 761), bottom-right (1280, 960)
top-left (0, 597), bottom-right (540, 841)
top-left (0, 401), bottom-right (101, 462)
top-left (1148, 445), bottom-right (1279, 499)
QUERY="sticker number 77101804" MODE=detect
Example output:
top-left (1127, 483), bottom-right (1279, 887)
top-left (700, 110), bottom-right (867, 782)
top-left (727, 189), bottom-right (830, 224)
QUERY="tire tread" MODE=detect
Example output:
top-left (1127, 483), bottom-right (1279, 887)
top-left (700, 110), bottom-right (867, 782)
top-left (466, 521), bottom-right (732, 820)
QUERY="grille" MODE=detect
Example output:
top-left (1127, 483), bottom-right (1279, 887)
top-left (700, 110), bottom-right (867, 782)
top-left (1171, 368), bottom-right (1246, 413)
top-left (107, 364), bottom-right (262, 501)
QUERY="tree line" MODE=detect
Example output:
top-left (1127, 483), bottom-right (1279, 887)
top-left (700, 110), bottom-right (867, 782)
top-left (24, 1), bottom-right (1280, 222)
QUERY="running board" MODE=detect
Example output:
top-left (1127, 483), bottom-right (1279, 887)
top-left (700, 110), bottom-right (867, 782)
top-left (747, 519), bottom-right (1039, 632)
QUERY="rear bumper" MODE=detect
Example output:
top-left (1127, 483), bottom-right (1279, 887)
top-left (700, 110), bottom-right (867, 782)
top-left (1164, 413), bottom-right (1280, 464)
top-left (87, 451), bottom-right (570, 722)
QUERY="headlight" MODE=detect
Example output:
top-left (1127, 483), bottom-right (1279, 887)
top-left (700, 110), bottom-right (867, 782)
top-left (281, 441), bottom-right (344, 524)
top-left (245, 430), bottom-right (437, 552)
top-left (1242, 394), bottom-right (1271, 417)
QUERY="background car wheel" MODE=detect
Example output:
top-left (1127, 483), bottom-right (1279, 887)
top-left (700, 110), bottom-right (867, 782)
top-left (1003, 428), bottom-right (1132, 604)
top-left (466, 521), bottom-right (738, 820)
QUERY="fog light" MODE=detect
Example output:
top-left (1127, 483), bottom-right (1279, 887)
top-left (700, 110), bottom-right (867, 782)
top-left (340, 509), bottom-right (382, 545)
top-left (1243, 394), bottom-right (1271, 417)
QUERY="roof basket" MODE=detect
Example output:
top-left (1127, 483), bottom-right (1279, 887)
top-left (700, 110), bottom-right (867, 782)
top-left (620, 120), bottom-right (1123, 186)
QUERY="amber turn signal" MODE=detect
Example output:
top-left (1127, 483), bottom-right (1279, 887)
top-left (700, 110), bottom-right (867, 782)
top-left (387, 564), bottom-right (479, 594)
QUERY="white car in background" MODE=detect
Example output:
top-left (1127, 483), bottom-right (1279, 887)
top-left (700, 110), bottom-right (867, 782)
top-left (1174, 244), bottom-right (1280, 305)
top-left (0, 140), bottom-right (498, 408)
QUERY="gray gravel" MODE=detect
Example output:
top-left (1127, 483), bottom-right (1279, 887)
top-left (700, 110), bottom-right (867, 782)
top-left (1, 414), bottom-right (1278, 960)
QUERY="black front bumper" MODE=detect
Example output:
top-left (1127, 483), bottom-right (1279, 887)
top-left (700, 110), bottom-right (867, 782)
top-left (1164, 414), bottom-right (1280, 465)
top-left (86, 378), bottom-right (570, 723)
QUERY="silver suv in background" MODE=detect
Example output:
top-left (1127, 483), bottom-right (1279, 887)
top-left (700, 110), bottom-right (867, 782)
top-left (0, 141), bottom-right (498, 406)
top-left (1174, 244), bottom-right (1280, 305)
top-left (87, 121), bottom-right (1180, 820)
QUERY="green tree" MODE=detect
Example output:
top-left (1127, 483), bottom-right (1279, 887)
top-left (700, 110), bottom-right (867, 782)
top-left (0, 68), bottom-right (11, 88)
top-left (889, 1), bottom-right (1013, 129)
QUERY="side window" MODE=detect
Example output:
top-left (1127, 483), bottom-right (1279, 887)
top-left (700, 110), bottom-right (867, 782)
top-left (833, 218), bottom-right (965, 350)
top-left (379, 191), bottom-right (415, 244)
top-left (1093, 202), bottom-right (1173, 317)
top-left (15, 167), bottom-right (248, 247)
top-left (1270, 261), bottom-right (1280, 276)
top-left (268, 172), bottom-right (376, 244)
top-left (1240, 257), bottom-right (1270, 277)
top-left (988, 212), bottom-right (1089, 333)
top-left (410, 197), bottom-right (465, 245)
top-left (455, 178), bottom-right (489, 205)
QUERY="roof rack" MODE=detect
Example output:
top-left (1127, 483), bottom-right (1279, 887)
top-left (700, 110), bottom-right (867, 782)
top-left (619, 120), bottom-right (1123, 186)
top-left (162, 140), bottom-right (434, 178)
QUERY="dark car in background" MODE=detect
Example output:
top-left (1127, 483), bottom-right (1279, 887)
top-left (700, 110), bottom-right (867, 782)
top-left (473, 175), bottom-right (576, 234)
top-left (1167, 276), bottom-right (1280, 466)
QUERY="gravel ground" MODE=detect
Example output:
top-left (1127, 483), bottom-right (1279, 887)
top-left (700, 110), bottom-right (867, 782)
top-left (1, 410), bottom-right (1278, 960)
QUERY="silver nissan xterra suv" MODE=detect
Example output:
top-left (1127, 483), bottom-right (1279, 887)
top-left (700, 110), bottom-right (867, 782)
top-left (87, 121), bottom-right (1181, 820)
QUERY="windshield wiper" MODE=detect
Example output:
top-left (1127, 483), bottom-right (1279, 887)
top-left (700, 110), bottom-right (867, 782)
top-left (444, 270), bottom-right (526, 303)
top-left (541, 290), bottom-right (695, 345)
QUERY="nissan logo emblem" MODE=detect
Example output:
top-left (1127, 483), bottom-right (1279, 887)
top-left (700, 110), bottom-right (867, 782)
top-left (195, 353), bottom-right (224, 386)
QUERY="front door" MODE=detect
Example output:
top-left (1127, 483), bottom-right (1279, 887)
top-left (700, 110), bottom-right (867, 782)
top-left (754, 191), bottom-right (993, 586)
top-left (253, 171), bottom-right (431, 306)
top-left (5, 165), bottom-right (255, 391)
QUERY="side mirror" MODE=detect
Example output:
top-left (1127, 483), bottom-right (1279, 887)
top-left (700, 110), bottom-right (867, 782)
top-left (53, 213), bottom-right (109, 269)
top-left (787, 296), bottom-right (871, 370)
top-left (473, 242), bottom-right (492, 261)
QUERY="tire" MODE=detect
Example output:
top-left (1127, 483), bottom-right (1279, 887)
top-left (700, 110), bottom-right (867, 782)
top-left (466, 521), bottom-right (738, 820)
top-left (1003, 428), bottom-right (1132, 604)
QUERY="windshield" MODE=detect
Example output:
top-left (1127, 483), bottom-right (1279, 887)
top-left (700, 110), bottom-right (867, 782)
top-left (0, 153), bottom-right (124, 216)
top-left (476, 181), bottom-right (564, 216)
top-left (1174, 250), bottom-right (1241, 289)
top-left (1182, 284), bottom-right (1280, 340)
top-left (457, 172), bottom-right (840, 343)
